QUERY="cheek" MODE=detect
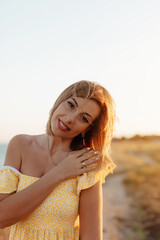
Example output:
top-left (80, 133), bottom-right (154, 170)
top-left (58, 103), bottom-right (67, 112)
top-left (74, 124), bottom-right (88, 134)
top-left (53, 105), bottom-right (65, 117)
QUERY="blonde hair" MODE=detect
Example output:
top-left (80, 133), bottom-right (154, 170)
top-left (46, 80), bottom-right (118, 164)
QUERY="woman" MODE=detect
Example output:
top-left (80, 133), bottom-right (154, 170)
top-left (0, 80), bottom-right (117, 240)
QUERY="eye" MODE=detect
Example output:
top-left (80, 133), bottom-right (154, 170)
top-left (81, 115), bottom-right (89, 123)
top-left (67, 101), bottom-right (74, 108)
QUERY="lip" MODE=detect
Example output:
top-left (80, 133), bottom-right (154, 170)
top-left (58, 118), bottom-right (70, 131)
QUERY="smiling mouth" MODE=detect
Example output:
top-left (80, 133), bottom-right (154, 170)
top-left (58, 119), bottom-right (70, 131)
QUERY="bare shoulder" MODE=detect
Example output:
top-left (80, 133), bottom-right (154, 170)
top-left (4, 134), bottom-right (34, 171)
top-left (7, 134), bottom-right (33, 150)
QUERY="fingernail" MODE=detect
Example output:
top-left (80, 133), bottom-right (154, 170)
top-left (87, 147), bottom-right (90, 150)
top-left (96, 157), bottom-right (99, 160)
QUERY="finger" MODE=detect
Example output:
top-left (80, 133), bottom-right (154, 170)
top-left (80, 165), bottom-right (97, 174)
top-left (79, 150), bottom-right (100, 161)
top-left (81, 155), bottom-right (101, 167)
top-left (73, 147), bottom-right (91, 158)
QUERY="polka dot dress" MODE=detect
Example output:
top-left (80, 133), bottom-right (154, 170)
top-left (0, 158), bottom-right (116, 240)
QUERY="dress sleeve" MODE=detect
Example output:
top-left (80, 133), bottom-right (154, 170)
top-left (0, 167), bottom-right (19, 193)
top-left (76, 157), bottom-right (116, 195)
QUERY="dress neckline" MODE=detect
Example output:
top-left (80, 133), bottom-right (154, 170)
top-left (19, 172), bottom-right (40, 179)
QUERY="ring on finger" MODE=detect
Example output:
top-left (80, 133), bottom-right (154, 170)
top-left (82, 161), bottom-right (85, 168)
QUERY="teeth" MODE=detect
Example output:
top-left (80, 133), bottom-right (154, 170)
top-left (59, 120), bottom-right (68, 129)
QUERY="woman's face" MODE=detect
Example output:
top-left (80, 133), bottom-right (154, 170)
top-left (51, 97), bottom-right (101, 139)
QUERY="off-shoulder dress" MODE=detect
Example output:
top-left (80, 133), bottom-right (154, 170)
top-left (0, 158), bottom-right (116, 240)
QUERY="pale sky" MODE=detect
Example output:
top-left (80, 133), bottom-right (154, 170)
top-left (0, 0), bottom-right (160, 143)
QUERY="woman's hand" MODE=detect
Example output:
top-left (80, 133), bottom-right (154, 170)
top-left (56, 148), bottom-right (102, 181)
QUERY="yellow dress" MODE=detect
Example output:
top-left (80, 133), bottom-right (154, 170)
top-left (0, 158), bottom-right (116, 240)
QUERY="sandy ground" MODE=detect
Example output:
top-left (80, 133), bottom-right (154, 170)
top-left (103, 173), bottom-right (137, 240)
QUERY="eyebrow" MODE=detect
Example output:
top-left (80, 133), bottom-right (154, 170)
top-left (71, 97), bottom-right (93, 119)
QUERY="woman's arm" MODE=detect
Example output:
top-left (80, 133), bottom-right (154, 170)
top-left (79, 179), bottom-right (103, 240)
top-left (0, 165), bottom-right (62, 228)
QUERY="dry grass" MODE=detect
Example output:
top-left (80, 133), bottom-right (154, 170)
top-left (111, 136), bottom-right (160, 240)
top-left (124, 165), bottom-right (160, 184)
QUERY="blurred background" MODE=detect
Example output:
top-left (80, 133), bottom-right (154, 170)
top-left (0, 0), bottom-right (160, 239)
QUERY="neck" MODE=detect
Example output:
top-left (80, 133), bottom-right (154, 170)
top-left (47, 134), bottom-right (72, 153)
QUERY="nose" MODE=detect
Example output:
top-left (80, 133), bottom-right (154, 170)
top-left (65, 113), bottom-right (76, 123)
